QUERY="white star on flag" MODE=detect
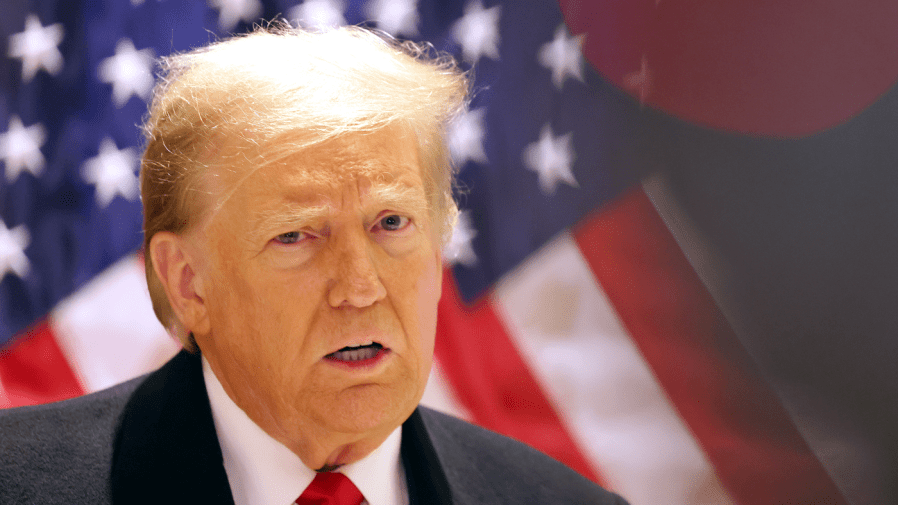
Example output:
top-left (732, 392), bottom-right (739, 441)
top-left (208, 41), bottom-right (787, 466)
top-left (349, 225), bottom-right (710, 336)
top-left (7, 14), bottom-right (65, 83)
top-left (523, 123), bottom-right (578, 195)
top-left (444, 210), bottom-right (478, 267)
top-left (448, 107), bottom-right (488, 167)
top-left (0, 219), bottom-right (31, 280)
top-left (538, 24), bottom-right (585, 90)
top-left (365, 0), bottom-right (419, 36)
top-left (0, 116), bottom-right (46, 183)
top-left (289, 0), bottom-right (346, 29)
top-left (451, 0), bottom-right (502, 64)
top-left (98, 39), bottom-right (156, 108)
top-left (208, 0), bottom-right (263, 31)
top-left (81, 138), bottom-right (140, 208)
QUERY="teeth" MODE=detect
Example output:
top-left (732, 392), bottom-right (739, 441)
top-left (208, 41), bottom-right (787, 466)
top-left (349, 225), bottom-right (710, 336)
top-left (332, 346), bottom-right (379, 362)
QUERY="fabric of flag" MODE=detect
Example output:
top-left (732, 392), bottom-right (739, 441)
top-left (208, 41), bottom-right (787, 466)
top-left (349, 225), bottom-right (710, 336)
top-left (1, 1), bottom-right (895, 503)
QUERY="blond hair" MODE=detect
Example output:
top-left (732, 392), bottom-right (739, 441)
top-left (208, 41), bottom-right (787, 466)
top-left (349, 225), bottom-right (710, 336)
top-left (140, 25), bottom-right (469, 349)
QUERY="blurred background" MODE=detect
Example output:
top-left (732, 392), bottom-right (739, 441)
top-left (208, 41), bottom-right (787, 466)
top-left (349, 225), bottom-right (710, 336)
top-left (2, 1), bottom-right (897, 503)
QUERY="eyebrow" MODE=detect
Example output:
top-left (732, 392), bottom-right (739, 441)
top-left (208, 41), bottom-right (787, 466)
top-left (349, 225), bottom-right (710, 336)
top-left (251, 204), bottom-right (332, 231)
top-left (248, 180), bottom-right (429, 238)
top-left (363, 180), bottom-right (429, 217)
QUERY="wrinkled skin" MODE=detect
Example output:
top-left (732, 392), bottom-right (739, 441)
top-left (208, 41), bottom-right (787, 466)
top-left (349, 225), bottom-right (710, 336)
top-left (150, 127), bottom-right (442, 470)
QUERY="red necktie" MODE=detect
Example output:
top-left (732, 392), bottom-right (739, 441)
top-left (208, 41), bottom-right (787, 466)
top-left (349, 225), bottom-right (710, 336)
top-left (294, 472), bottom-right (365, 505)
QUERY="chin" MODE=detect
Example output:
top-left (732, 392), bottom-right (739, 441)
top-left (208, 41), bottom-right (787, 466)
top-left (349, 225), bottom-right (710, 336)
top-left (325, 382), bottom-right (420, 436)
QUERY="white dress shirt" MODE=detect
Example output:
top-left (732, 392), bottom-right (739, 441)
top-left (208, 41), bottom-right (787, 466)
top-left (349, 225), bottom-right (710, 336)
top-left (203, 357), bottom-right (409, 505)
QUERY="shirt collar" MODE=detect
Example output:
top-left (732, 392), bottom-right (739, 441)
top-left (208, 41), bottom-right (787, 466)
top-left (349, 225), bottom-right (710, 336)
top-left (202, 356), bottom-right (408, 505)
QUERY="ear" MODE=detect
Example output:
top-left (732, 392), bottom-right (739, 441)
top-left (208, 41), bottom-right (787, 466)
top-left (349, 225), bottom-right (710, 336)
top-left (149, 231), bottom-right (211, 336)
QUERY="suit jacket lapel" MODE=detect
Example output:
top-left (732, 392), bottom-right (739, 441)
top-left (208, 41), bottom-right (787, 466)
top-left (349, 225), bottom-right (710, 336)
top-left (111, 351), bottom-right (462, 505)
top-left (111, 350), bottom-right (235, 505)
top-left (401, 408), bottom-right (454, 505)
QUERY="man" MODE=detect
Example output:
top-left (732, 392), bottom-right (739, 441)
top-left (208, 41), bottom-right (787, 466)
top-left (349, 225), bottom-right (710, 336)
top-left (0, 26), bottom-right (627, 504)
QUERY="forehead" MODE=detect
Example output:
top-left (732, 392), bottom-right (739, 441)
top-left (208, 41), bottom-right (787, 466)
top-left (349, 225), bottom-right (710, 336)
top-left (210, 126), bottom-right (424, 211)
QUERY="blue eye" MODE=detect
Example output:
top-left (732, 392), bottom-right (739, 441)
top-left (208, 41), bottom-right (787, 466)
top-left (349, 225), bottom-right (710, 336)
top-left (275, 231), bottom-right (304, 244)
top-left (379, 215), bottom-right (408, 231)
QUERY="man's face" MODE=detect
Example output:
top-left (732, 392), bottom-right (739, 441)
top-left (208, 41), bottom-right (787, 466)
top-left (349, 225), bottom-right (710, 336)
top-left (184, 127), bottom-right (442, 469)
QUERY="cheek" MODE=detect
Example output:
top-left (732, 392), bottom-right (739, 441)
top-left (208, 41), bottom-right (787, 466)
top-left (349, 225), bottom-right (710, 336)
top-left (413, 252), bottom-right (442, 373)
top-left (202, 239), bottom-right (271, 352)
top-left (207, 244), bottom-right (323, 364)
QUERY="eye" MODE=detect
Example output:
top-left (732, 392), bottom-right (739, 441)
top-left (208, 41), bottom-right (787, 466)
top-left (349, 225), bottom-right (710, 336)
top-left (378, 214), bottom-right (409, 232)
top-left (274, 231), bottom-right (306, 244)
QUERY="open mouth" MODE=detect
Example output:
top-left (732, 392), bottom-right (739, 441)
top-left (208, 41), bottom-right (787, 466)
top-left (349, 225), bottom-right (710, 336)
top-left (325, 342), bottom-right (385, 363)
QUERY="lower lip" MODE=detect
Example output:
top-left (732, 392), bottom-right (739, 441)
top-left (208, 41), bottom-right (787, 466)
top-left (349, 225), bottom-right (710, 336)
top-left (323, 348), bottom-right (390, 370)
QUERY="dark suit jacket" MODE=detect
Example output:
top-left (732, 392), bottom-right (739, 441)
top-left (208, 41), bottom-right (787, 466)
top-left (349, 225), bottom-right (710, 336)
top-left (0, 350), bottom-right (627, 504)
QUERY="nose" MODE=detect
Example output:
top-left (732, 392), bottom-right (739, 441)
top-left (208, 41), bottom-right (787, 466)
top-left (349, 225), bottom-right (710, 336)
top-left (327, 229), bottom-right (387, 308)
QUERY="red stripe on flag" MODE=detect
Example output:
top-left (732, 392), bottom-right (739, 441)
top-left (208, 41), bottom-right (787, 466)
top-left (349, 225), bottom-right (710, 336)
top-left (435, 272), bottom-right (604, 485)
top-left (0, 320), bottom-right (85, 408)
top-left (573, 187), bottom-right (846, 504)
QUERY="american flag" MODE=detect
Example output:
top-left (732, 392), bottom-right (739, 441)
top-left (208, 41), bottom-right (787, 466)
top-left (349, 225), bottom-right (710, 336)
top-left (3, 1), bottom-right (897, 503)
